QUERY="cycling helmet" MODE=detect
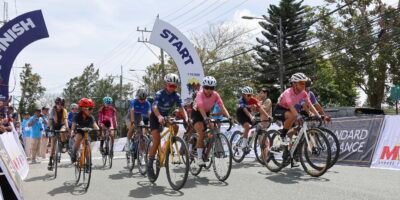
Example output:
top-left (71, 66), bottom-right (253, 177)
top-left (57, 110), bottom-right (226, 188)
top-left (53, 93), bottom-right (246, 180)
top-left (136, 88), bottom-right (148, 99)
top-left (55, 97), bottom-right (65, 106)
top-left (164, 73), bottom-right (180, 84)
top-left (103, 96), bottom-right (113, 105)
top-left (79, 98), bottom-right (95, 108)
top-left (70, 103), bottom-right (79, 109)
top-left (290, 72), bottom-right (308, 83)
top-left (306, 78), bottom-right (312, 87)
top-left (202, 76), bottom-right (217, 87)
top-left (241, 86), bottom-right (254, 95)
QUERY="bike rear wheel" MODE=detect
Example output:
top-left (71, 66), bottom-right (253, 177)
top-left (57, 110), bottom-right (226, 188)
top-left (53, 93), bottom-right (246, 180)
top-left (262, 130), bottom-right (285, 172)
top-left (212, 133), bottom-right (232, 182)
top-left (230, 131), bottom-right (246, 163)
top-left (166, 136), bottom-right (189, 191)
top-left (137, 135), bottom-right (149, 175)
top-left (299, 128), bottom-right (331, 177)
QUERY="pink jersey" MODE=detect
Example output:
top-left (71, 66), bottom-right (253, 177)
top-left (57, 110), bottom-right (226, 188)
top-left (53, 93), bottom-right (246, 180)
top-left (194, 90), bottom-right (224, 113)
top-left (98, 106), bottom-right (117, 128)
top-left (278, 88), bottom-right (311, 109)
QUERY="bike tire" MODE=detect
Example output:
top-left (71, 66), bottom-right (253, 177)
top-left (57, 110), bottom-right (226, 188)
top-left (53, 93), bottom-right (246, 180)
top-left (82, 143), bottom-right (92, 191)
top-left (212, 133), bottom-right (232, 182)
top-left (108, 137), bottom-right (113, 169)
top-left (263, 130), bottom-right (285, 172)
top-left (254, 130), bottom-right (266, 165)
top-left (54, 138), bottom-right (60, 179)
top-left (165, 136), bottom-right (189, 191)
top-left (137, 135), bottom-right (149, 175)
top-left (230, 131), bottom-right (246, 163)
top-left (299, 128), bottom-right (331, 177)
top-left (319, 127), bottom-right (340, 169)
top-left (75, 151), bottom-right (81, 184)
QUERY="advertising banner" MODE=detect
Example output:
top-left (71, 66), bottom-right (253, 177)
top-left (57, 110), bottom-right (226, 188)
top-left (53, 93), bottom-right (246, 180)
top-left (149, 19), bottom-right (204, 101)
top-left (325, 116), bottom-right (384, 166)
top-left (0, 10), bottom-right (49, 100)
top-left (0, 132), bottom-right (29, 180)
top-left (371, 116), bottom-right (400, 170)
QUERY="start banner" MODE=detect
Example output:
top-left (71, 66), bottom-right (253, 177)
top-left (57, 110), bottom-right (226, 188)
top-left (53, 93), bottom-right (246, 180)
top-left (149, 18), bottom-right (204, 101)
top-left (371, 115), bottom-right (400, 170)
top-left (325, 115), bottom-right (384, 166)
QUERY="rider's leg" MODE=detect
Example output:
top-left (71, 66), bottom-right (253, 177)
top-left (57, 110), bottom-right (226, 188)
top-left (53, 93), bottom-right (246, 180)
top-left (242, 122), bottom-right (251, 147)
top-left (282, 111), bottom-right (296, 138)
top-left (99, 130), bottom-right (104, 153)
top-left (149, 129), bottom-right (160, 159)
top-left (194, 121), bottom-right (205, 160)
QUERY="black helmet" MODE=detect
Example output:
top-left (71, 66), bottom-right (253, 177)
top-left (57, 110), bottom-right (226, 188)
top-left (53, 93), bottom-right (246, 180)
top-left (55, 97), bottom-right (65, 106)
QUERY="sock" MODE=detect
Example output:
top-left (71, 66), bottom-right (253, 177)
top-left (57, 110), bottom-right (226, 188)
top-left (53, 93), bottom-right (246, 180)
top-left (100, 140), bottom-right (104, 148)
top-left (197, 148), bottom-right (203, 159)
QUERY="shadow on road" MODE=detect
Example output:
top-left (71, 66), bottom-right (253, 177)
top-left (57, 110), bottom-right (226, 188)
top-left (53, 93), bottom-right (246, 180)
top-left (108, 169), bottom-right (146, 180)
top-left (24, 173), bottom-right (54, 182)
top-left (231, 160), bottom-right (263, 169)
top-left (47, 180), bottom-right (87, 196)
top-left (260, 168), bottom-right (330, 184)
top-left (129, 181), bottom-right (184, 198)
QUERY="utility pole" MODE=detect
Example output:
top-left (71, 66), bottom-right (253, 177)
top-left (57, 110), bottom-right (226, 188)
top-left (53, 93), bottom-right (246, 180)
top-left (137, 26), bottom-right (166, 79)
top-left (278, 17), bottom-right (285, 93)
top-left (0, 1), bottom-right (8, 25)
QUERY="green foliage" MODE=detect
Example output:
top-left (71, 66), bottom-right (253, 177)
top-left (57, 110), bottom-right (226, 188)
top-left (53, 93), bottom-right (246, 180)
top-left (18, 63), bottom-right (46, 114)
top-left (253, 0), bottom-right (315, 86)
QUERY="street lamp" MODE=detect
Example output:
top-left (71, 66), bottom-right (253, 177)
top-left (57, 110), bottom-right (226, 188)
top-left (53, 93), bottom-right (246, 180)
top-left (129, 69), bottom-right (146, 72)
top-left (241, 15), bottom-right (285, 93)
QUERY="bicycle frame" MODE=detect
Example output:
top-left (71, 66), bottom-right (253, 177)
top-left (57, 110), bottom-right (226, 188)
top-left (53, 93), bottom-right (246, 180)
top-left (288, 120), bottom-right (314, 158)
top-left (157, 124), bottom-right (181, 167)
top-left (78, 132), bottom-right (90, 168)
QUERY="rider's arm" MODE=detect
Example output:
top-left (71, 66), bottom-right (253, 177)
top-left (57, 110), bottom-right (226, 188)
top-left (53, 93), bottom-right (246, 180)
top-left (92, 121), bottom-right (100, 130)
top-left (71, 122), bottom-right (76, 135)
top-left (198, 107), bottom-right (208, 120)
top-left (257, 106), bottom-right (270, 118)
top-left (220, 104), bottom-right (230, 118)
top-left (314, 103), bottom-right (326, 116)
top-left (130, 108), bottom-right (135, 124)
top-left (112, 108), bottom-right (118, 128)
top-left (178, 107), bottom-right (188, 122)
top-left (152, 105), bottom-right (162, 118)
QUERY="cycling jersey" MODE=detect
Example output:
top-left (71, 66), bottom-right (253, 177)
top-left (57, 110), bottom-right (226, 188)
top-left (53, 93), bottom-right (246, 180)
top-left (294, 90), bottom-right (318, 112)
top-left (98, 106), bottom-right (117, 128)
top-left (73, 112), bottom-right (95, 134)
top-left (277, 88), bottom-right (311, 109)
top-left (239, 97), bottom-right (259, 109)
top-left (49, 108), bottom-right (68, 129)
top-left (67, 112), bottom-right (77, 128)
top-left (130, 98), bottom-right (151, 117)
top-left (153, 89), bottom-right (183, 116)
top-left (194, 90), bottom-right (223, 113)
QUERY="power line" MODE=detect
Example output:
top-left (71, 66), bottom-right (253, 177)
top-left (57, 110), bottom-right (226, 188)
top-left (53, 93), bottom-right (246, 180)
top-left (178, 0), bottom-right (230, 28)
top-left (163, 0), bottom-right (197, 20)
top-left (175, 0), bottom-right (221, 27)
top-left (168, 0), bottom-right (209, 22)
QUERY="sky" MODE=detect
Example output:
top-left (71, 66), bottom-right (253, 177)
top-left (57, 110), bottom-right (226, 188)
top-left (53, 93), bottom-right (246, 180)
top-left (2, 0), bottom-right (399, 102)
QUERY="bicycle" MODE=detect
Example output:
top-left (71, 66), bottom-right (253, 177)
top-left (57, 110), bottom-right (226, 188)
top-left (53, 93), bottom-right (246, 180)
top-left (126, 122), bottom-right (150, 175)
top-left (230, 118), bottom-right (271, 164)
top-left (100, 126), bottom-right (116, 169)
top-left (188, 118), bottom-right (233, 182)
top-left (144, 117), bottom-right (189, 191)
top-left (46, 129), bottom-right (68, 179)
top-left (73, 127), bottom-right (98, 191)
top-left (261, 115), bottom-right (332, 177)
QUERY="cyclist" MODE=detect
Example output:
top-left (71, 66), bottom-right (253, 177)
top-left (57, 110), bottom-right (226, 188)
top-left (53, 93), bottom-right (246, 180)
top-left (68, 103), bottom-right (79, 128)
top-left (69, 98), bottom-right (99, 163)
top-left (125, 88), bottom-right (151, 151)
top-left (147, 73), bottom-right (188, 180)
top-left (236, 86), bottom-right (270, 153)
top-left (98, 96), bottom-right (118, 154)
top-left (192, 76), bottom-right (231, 166)
top-left (295, 79), bottom-right (331, 123)
top-left (274, 73), bottom-right (321, 143)
top-left (48, 97), bottom-right (69, 171)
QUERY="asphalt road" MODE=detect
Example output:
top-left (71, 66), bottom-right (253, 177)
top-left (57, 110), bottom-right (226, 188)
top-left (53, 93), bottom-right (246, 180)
top-left (22, 152), bottom-right (400, 200)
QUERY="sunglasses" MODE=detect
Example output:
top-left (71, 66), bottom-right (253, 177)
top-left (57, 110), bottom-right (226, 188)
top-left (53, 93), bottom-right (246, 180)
top-left (167, 84), bottom-right (177, 89)
top-left (297, 82), bottom-right (306, 86)
top-left (246, 94), bottom-right (252, 97)
top-left (203, 86), bottom-right (215, 90)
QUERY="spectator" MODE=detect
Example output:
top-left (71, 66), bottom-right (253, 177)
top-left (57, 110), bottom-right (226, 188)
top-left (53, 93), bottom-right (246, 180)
top-left (67, 103), bottom-right (79, 128)
top-left (0, 100), bottom-right (7, 118)
top-left (7, 106), bottom-right (18, 122)
top-left (21, 112), bottom-right (32, 160)
top-left (39, 106), bottom-right (50, 159)
top-left (28, 108), bottom-right (44, 164)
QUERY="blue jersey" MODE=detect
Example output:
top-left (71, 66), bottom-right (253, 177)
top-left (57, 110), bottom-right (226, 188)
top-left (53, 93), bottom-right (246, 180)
top-left (130, 99), bottom-right (151, 118)
top-left (153, 89), bottom-right (183, 116)
top-left (295, 91), bottom-right (318, 112)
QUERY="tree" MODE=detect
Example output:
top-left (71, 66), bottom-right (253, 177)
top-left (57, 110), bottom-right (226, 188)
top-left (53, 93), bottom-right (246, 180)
top-left (316, 0), bottom-right (400, 108)
top-left (19, 63), bottom-right (46, 114)
top-left (253, 0), bottom-right (314, 88)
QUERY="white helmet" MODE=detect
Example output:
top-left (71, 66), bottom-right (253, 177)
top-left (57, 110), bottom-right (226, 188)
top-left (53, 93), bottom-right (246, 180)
top-left (241, 86), bottom-right (253, 94)
top-left (136, 88), bottom-right (148, 99)
top-left (164, 73), bottom-right (180, 84)
top-left (202, 76), bottom-right (217, 87)
top-left (70, 103), bottom-right (79, 109)
top-left (290, 72), bottom-right (308, 83)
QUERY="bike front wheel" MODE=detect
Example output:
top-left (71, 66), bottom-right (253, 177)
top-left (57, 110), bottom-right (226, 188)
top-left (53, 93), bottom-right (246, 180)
top-left (165, 136), bottom-right (189, 191)
top-left (212, 133), bottom-right (232, 182)
top-left (230, 131), bottom-right (246, 163)
top-left (137, 135), bottom-right (149, 175)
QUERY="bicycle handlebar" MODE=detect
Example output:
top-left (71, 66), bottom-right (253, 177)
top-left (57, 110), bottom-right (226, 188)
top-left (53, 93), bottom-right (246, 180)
top-left (302, 115), bottom-right (322, 127)
top-left (75, 127), bottom-right (100, 132)
top-left (250, 118), bottom-right (273, 129)
top-left (209, 118), bottom-right (233, 131)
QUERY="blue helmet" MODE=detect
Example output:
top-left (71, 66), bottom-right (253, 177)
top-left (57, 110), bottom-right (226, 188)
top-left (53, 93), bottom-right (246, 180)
top-left (103, 96), bottom-right (113, 105)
